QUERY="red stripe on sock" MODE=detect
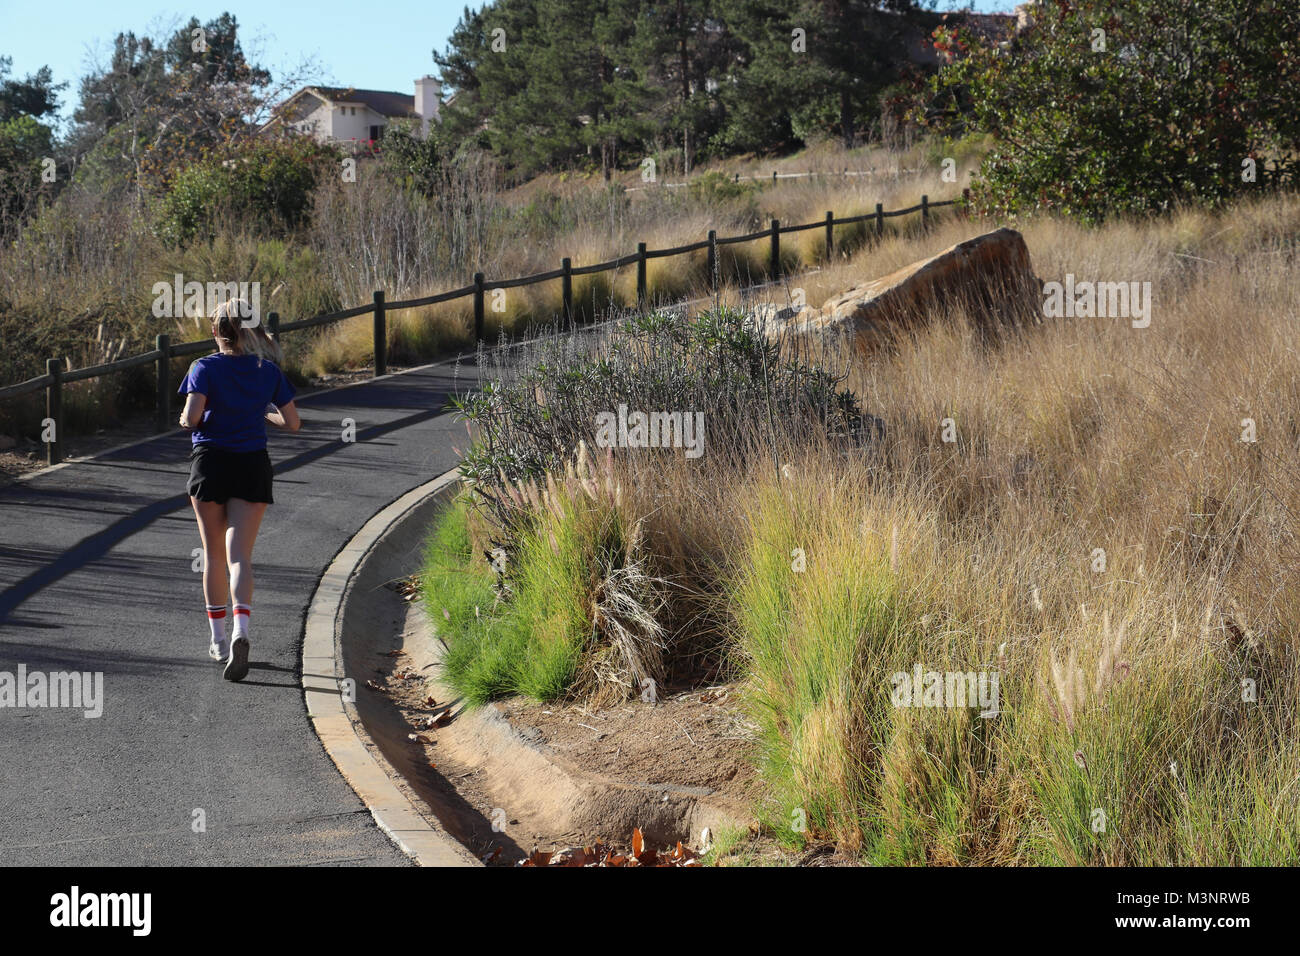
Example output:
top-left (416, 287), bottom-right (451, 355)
top-left (207, 610), bottom-right (226, 619)
top-left (234, 606), bottom-right (251, 616)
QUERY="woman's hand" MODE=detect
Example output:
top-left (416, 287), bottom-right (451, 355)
top-left (266, 400), bottom-right (301, 432)
top-left (179, 393), bottom-right (206, 429)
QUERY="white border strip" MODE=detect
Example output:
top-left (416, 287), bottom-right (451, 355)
top-left (302, 466), bottom-right (478, 867)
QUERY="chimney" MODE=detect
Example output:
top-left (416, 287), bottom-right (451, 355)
top-left (413, 76), bottom-right (441, 138)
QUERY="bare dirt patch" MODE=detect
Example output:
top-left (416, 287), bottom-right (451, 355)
top-left (358, 585), bottom-right (772, 865)
top-left (496, 688), bottom-right (758, 804)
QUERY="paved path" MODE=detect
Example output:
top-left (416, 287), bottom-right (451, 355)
top-left (0, 359), bottom-right (476, 865)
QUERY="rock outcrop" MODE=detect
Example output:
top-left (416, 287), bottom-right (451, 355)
top-left (773, 228), bottom-right (1039, 358)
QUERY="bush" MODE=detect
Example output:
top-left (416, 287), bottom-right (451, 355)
top-left (442, 305), bottom-right (872, 705)
top-left (0, 115), bottom-right (55, 236)
top-left (454, 305), bottom-right (871, 498)
top-left (378, 121), bottom-right (442, 195)
top-left (424, 480), bottom-right (666, 706)
top-left (686, 169), bottom-right (758, 207)
top-left (156, 138), bottom-right (338, 245)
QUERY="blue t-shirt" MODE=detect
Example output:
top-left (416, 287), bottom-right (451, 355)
top-left (179, 353), bottom-right (296, 453)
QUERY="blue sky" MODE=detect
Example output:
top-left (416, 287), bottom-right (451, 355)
top-left (1, 0), bottom-right (1018, 126)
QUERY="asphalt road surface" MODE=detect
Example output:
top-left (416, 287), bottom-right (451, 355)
top-left (0, 358), bottom-right (477, 865)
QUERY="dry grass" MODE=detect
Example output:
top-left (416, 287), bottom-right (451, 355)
top-left (0, 141), bottom-right (969, 437)
top-left (299, 146), bottom-right (974, 375)
top-left (469, 189), bottom-right (1300, 863)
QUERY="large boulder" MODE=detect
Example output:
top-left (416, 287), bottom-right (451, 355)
top-left (779, 228), bottom-right (1039, 358)
top-left (750, 301), bottom-right (819, 338)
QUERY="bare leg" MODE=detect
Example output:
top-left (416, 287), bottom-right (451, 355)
top-left (225, 498), bottom-right (268, 608)
top-left (191, 498), bottom-right (229, 606)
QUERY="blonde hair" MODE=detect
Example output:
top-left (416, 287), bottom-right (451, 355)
top-left (211, 298), bottom-right (284, 365)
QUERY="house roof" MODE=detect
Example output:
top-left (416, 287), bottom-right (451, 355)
top-left (306, 86), bottom-right (416, 117)
top-left (942, 11), bottom-right (1019, 42)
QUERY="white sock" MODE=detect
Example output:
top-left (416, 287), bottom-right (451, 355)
top-left (206, 606), bottom-right (227, 644)
top-left (233, 604), bottom-right (251, 639)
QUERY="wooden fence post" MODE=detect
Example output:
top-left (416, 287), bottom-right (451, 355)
top-left (921, 194), bottom-right (929, 230)
top-left (561, 257), bottom-right (573, 327)
top-left (45, 358), bottom-right (61, 466)
top-left (267, 311), bottom-right (279, 337)
top-left (772, 170), bottom-right (778, 187)
top-left (372, 290), bottom-right (386, 377)
top-left (875, 202), bottom-right (884, 238)
top-left (636, 242), bottom-right (647, 311)
top-left (770, 219), bottom-right (781, 279)
top-left (824, 211), bottom-right (834, 261)
top-left (707, 230), bottom-right (717, 291)
top-left (474, 273), bottom-right (485, 342)
top-left (155, 334), bottom-right (170, 433)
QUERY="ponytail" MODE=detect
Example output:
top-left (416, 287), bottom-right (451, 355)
top-left (211, 298), bottom-right (284, 365)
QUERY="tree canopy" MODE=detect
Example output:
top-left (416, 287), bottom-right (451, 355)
top-left (920, 0), bottom-right (1300, 222)
top-left (434, 0), bottom-right (932, 178)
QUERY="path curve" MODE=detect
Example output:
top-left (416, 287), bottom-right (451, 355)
top-left (0, 358), bottom-right (476, 865)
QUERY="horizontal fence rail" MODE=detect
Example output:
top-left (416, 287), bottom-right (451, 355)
top-left (1, 193), bottom-right (961, 465)
top-left (625, 166), bottom-right (925, 192)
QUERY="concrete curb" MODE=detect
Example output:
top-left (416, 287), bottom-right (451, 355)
top-left (302, 466), bottom-right (479, 867)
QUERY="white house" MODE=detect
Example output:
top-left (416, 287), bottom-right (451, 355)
top-left (261, 76), bottom-right (442, 144)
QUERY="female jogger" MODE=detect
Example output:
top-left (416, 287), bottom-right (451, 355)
top-left (179, 299), bottom-right (300, 681)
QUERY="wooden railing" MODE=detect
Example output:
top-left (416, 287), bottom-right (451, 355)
top-left (0, 193), bottom-right (959, 465)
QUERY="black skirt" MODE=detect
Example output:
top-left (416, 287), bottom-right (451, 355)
top-left (187, 445), bottom-right (274, 504)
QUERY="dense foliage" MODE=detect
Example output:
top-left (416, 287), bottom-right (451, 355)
top-left (455, 305), bottom-right (872, 496)
top-left (0, 57), bottom-right (62, 236)
top-left (157, 138), bottom-right (338, 244)
top-left (920, 0), bottom-right (1300, 222)
top-left (435, 0), bottom-right (934, 178)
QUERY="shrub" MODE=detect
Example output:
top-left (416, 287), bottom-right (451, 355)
top-left (424, 472), bottom-right (667, 706)
top-left (454, 305), bottom-right (872, 500)
top-left (377, 120), bottom-right (442, 195)
top-left (156, 138), bottom-right (337, 245)
top-left (687, 169), bottom-right (758, 207)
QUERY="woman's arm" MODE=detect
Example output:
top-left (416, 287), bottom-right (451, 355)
top-left (179, 392), bottom-right (206, 429)
top-left (265, 400), bottom-right (301, 432)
